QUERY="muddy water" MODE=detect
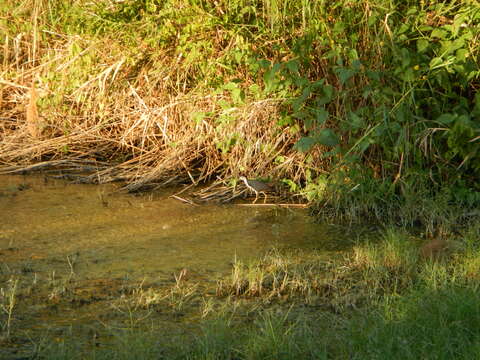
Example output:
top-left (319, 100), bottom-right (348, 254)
top-left (0, 174), bottom-right (347, 355)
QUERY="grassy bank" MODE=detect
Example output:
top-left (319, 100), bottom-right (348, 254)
top-left (1, 1), bottom-right (480, 357)
top-left (1, 0), bottom-right (479, 221)
top-left (22, 226), bottom-right (479, 359)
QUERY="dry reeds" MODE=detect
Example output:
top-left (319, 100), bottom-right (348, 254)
top-left (0, 4), bottom-right (312, 197)
top-left (26, 81), bottom-right (40, 139)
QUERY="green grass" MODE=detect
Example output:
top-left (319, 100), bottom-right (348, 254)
top-left (39, 288), bottom-right (480, 359)
top-left (29, 226), bottom-right (480, 359)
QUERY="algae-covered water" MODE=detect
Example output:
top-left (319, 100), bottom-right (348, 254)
top-left (0, 175), bottom-right (348, 357)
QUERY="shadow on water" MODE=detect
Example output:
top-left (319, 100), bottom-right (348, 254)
top-left (0, 174), bottom-right (355, 355)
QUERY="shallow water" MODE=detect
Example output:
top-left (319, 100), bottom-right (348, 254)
top-left (0, 175), bottom-right (347, 277)
top-left (0, 174), bottom-right (349, 355)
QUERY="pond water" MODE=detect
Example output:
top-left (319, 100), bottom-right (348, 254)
top-left (0, 174), bottom-right (349, 356)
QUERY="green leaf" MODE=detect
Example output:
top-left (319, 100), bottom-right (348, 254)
top-left (352, 59), bottom-right (362, 71)
top-left (367, 14), bottom-right (378, 26)
top-left (348, 49), bottom-right (359, 62)
top-left (321, 147), bottom-right (341, 159)
top-left (455, 48), bottom-right (469, 61)
top-left (429, 57), bottom-right (443, 70)
top-left (366, 70), bottom-right (381, 82)
top-left (399, 68), bottom-right (414, 82)
top-left (437, 113), bottom-right (455, 125)
top-left (217, 99), bottom-right (231, 110)
top-left (335, 67), bottom-right (356, 85)
top-left (292, 97), bottom-right (305, 113)
top-left (263, 63), bottom-right (281, 93)
top-left (233, 50), bottom-right (243, 63)
top-left (314, 109), bottom-right (329, 124)
top-left (294, 136), bottom-right (317, 152)
top-left (406, 7), bottom-right (417, 16)
top-left (274, 155), bottom-right (285, 164)
top-left (441, 39), bottom-right (465, 56)
top-left (285, 59), bottom-right (299, 74)
top-left (400, 48), bottom-right (411, 67)
top-left (318, 84), bottom-right (334, 105)
top-left (293, 110), bottom-right (307, 120)
top-left (277, 115), bottom-right (294, 126)
top-left (396, 23), bottom-right (409, 35)
top-left (431, 28), bottom-right (448, 40)
top-left (294, 77), bottom-right (309, 87)
top-left (358, 138), bottom-right (372, 153)
top-left (333, 22), bottom-right (345, 35)
top-left (316, 129), bottom-right (339, 147)
top-left (452, 13), bottom-right (467, 36)
top-left (348, 111), bottom-right (364, 130)
top-left (282, 179), bottom-right (298, 192)
top-left (257, 59), bottom-right (271, 69)
top-left (231, 88), bottom-right (244, 104)
top-left (249, 84), bottom-right (261, 98)
top-left (223, 82), bottom-right (238, 91)
top-left (311, 79), bottom-right (325, 89)
top-left (417, 39), bottom-right (430, 53)
top-left (418, 25), bottom-right (434, 32)
top-left (301, 86), bottom-right (312, 99)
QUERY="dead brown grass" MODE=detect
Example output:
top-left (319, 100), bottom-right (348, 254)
top-left (26, 81), bottom-right (40, 138)
top-left (0, 0), bottom-right (341, 199)
top-left (0, 33), bottom-right (313, 195)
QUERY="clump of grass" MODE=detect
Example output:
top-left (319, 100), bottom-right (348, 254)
top-left (0, 278), bottom-right (19, 341)
top-left (350, 229), bottom-right (419, 293)
top-left (183, 317), bottom-right (243, 360)
top-left (130, 279), bottom-right (201, 315)
top-left (216, 249), bottom-right (342, 303)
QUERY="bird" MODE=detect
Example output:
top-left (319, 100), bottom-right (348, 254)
top-left (238, 176), bottom-right (273, 203)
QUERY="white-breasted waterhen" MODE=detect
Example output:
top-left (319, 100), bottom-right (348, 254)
top-left (239, 176), bottom-right (273, 203)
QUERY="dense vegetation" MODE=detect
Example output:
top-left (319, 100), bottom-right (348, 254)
top-left (1, 1), bottom-right (480, 358)
top-left (1, 0), bottom-right (479, 225)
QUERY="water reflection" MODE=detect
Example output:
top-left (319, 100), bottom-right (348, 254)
top-left (1, 175), bottom-right (346, 283)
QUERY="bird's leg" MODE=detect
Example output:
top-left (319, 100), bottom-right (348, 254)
top-left (253, 190), bottom-right (259, 204)
top-left (261, 191), bottom-right (267, 203)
